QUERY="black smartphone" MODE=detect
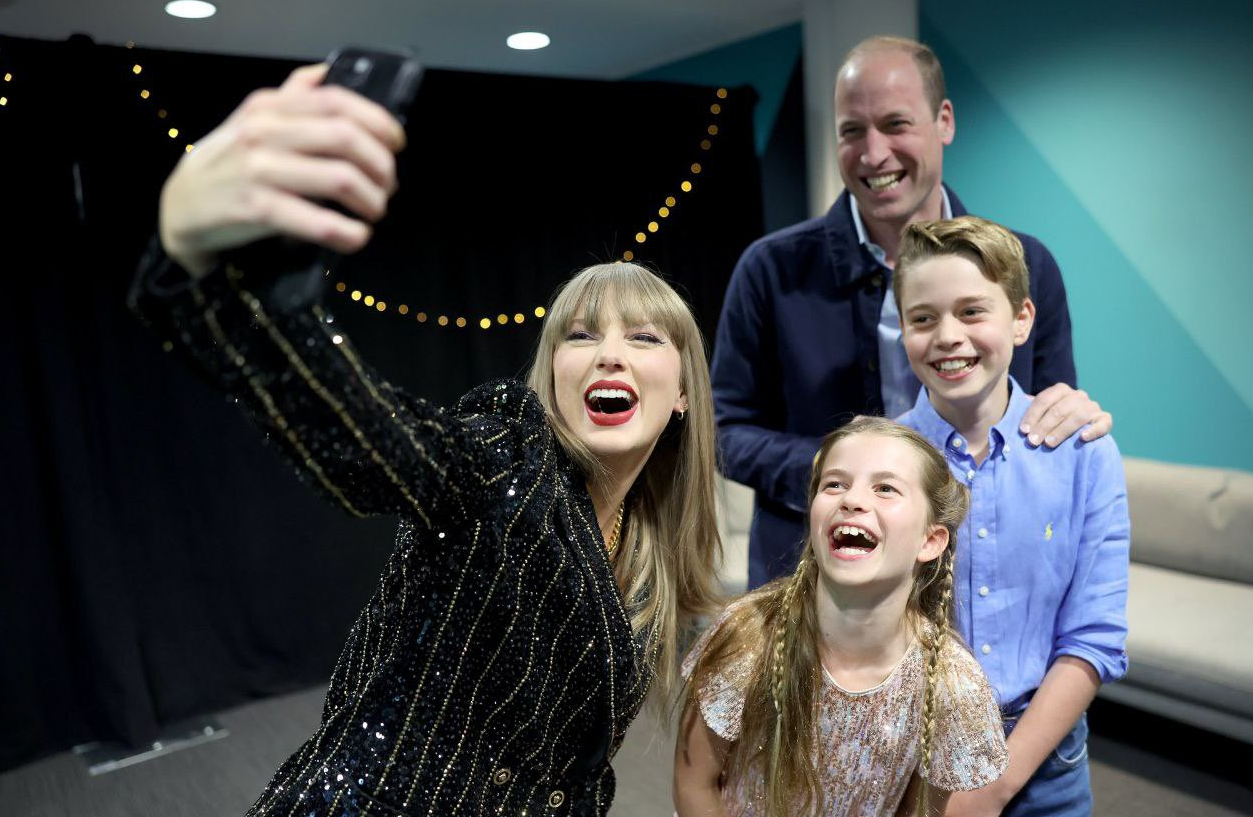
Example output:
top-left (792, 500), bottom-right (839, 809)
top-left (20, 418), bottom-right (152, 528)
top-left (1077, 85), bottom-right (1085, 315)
top-left (322, 47), bottom-right (425, 127)
top-left (232, 46), bottom-right (424, 312)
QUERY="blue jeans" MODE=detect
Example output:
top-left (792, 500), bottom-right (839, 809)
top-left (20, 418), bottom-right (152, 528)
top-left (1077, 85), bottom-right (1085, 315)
top-left (1000, 711), bottom-right (1092, 817)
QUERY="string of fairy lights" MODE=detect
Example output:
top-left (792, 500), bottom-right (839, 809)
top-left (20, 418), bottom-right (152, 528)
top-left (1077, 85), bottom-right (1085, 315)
top-left (125, 42), bottom-right (197, 154)
top-left (621, 87), bottom-right (727, 264)
top-left (120, 45), bottom-right (729, 331)
top-left (330, 281), bottom-right (549, 330)
top-left (330, 84), bottom-right (730, 331)
top-left (1, 64), bottom-right (12, 108)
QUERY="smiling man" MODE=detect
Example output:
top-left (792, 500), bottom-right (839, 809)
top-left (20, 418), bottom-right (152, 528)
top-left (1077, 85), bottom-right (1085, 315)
top-left (712, 36), bottom-right (1111, 587)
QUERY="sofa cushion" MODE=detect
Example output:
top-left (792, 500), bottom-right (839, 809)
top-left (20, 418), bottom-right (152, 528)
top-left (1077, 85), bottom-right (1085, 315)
top-left (1122, 562), bottom-right (1253, 719)
top-left (1124, 457), bottom-right (1253, 584)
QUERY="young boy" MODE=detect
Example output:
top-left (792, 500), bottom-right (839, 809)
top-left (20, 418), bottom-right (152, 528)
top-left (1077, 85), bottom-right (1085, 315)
top-left (894, 216), bottom-right (1129, 817)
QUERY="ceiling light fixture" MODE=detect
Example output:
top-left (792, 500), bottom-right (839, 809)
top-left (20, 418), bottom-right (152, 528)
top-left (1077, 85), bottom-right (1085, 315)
top-left (165, 1), bottom-right (217, 20)
top-left (506, 32), bottom-right (550, 51)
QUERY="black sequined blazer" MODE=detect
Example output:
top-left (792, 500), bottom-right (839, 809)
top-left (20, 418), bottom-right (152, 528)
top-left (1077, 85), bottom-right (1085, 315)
top-left (130, 251), bottom-right (651, 817)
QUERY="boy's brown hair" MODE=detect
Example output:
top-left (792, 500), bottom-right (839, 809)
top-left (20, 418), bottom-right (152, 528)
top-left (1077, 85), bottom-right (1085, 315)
top-left (894, 215), bottom-right (1030, 313)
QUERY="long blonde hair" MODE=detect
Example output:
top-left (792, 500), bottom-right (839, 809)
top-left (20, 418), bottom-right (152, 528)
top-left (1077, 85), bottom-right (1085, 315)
top-left (527, 261), bottom-right (723, 705)
top-left (686, 417), bottom-right (968, 816)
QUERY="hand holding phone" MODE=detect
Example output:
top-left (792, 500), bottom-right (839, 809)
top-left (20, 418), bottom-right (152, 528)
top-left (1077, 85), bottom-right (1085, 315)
top-left (158, 48), bottom-right (422, 305)
top-left (238, 47), bottom-right (425, 310)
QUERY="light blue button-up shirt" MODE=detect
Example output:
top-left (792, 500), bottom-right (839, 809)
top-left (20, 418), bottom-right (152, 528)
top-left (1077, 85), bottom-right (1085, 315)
top-left (850, 189), bottom-right (953, 419)
top-left (897, 379), bottom-right (1130, 710)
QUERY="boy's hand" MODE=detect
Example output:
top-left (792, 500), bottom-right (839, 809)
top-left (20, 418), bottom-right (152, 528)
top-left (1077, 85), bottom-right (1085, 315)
top-left (1019, 383), bottom-right (1112, 447)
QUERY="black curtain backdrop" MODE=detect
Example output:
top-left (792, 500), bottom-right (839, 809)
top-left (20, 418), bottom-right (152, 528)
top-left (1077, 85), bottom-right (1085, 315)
top-left (0, 34), bottom-right (763, 770)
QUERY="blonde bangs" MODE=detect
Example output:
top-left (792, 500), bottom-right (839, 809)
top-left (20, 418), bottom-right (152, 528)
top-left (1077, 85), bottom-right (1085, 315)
top-left (543, 262), bottom-right (693, 351)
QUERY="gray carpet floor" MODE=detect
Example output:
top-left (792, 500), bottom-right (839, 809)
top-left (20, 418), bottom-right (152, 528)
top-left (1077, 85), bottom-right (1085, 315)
top-left (2, 685), bottom-right (1250, 816)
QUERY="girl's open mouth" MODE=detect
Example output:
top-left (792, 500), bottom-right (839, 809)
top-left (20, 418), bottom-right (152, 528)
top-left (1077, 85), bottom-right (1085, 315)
top-left (829, 524), bottom-right (879, 561)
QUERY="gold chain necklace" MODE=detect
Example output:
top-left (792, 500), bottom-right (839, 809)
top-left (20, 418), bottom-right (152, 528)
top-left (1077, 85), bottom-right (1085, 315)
top-left (605, 501), bottom-right (626, 558)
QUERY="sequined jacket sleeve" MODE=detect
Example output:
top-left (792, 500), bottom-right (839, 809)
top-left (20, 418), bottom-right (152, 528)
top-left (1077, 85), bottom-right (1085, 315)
top-left (128, 244), bottom-right (532, 523)
top-left (926, 642), bottom-right (1010, 792)
top-left (681, 601), bottom-right (759, 742)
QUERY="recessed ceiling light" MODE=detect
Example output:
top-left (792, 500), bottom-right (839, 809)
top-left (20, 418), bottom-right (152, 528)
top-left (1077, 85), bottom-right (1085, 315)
top-left (165, 1), bottom-right (217, 19)
top-left (506, 32), bottom-right (550, 51)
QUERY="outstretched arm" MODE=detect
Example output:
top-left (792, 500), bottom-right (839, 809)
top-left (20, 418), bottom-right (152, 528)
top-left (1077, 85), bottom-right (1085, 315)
top-left (131, 65), bottom-right (515, 522)
top-left (159, 63), bottom-right (403, 279)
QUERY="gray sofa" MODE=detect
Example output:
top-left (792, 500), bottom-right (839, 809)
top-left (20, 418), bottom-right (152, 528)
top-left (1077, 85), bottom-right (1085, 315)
top-left (1101, 457), bottom-right (1253, 742)
top-left (714, 455), bottom-right (1253, 742)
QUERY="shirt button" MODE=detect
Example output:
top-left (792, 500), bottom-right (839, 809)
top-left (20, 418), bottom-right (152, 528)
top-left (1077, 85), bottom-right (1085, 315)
top-left (548, 790), bottom-right (566, 808)
top-left (979, 586), bottom-right (990, 597)
top-left (952, 437), bottom-right (965, 449)
top-left (492, 767), bottom-right (512, 785)
top-left (981, 644), bottom-right (992, 655)
top-left (870, 273), bottom-right (884, 288)
top-left (978, 527), bottom-right (988, 538)
top-left (966, 469), bottom-right (976, 481)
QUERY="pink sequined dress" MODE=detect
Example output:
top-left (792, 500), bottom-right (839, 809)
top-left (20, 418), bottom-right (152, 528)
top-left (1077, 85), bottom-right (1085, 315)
top-left (683, 603), bottom-right (1009, 817)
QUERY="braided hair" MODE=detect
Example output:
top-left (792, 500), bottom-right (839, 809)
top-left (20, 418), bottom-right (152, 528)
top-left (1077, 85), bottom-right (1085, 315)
top-left (915, 543), bottom-right (957, 815)
top-left (765, 552), bottom-right (818, 815)
top-left (684, 417), bottom-right (968, 816)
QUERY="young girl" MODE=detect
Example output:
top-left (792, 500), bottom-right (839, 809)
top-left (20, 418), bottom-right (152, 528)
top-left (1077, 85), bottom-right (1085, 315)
top-left (675, 417), bottom-right (1008, 817)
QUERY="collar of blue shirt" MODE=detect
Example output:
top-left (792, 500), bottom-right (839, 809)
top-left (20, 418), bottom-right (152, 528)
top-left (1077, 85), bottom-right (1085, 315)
top-left (850, 185), bottom-right (955, 265)
top-left (904, 376), bottom-right (1031, 461)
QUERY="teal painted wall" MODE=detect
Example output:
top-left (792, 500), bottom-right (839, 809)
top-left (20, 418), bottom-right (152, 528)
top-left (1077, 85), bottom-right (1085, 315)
top-left (920, 0), bottom-right (1253, 471)
top-left (632, 24), bottom-right (802, 155)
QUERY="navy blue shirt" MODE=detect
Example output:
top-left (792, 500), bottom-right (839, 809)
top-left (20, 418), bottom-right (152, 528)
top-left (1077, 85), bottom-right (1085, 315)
top-left (711, 187), bottom-right (1077, 586)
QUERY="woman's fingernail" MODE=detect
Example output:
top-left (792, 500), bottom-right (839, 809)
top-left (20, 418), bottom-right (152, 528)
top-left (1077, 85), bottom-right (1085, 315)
top-left (1029, 433), bottom-right (1041, 445)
